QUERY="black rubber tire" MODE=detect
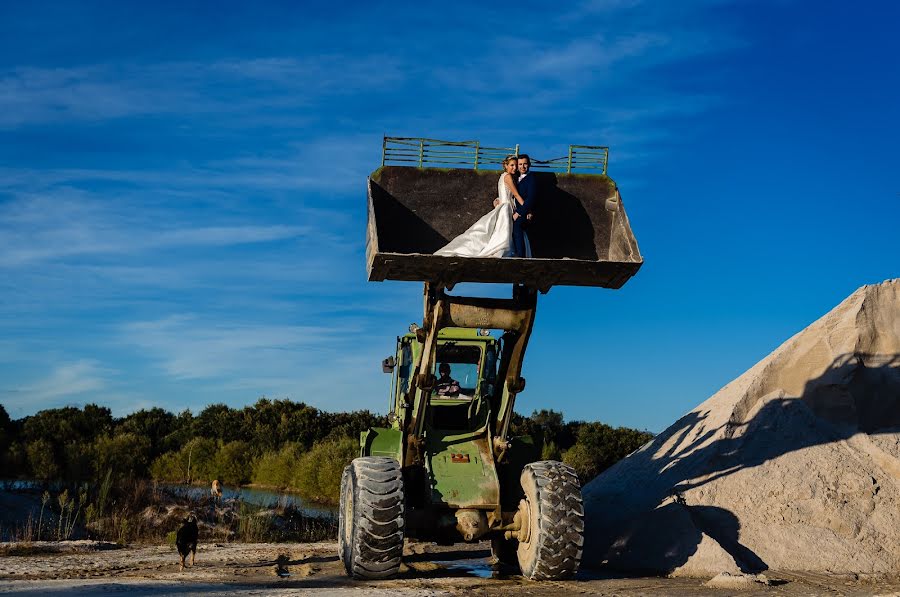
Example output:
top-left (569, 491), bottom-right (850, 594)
top-left (516, 461), bottom-right (584, 580)
top-left (338, 457), bottom-right (405, 579)
top-left (491, 536), bottom-right (519, 569)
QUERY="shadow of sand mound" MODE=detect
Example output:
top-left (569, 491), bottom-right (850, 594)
top-left (583, 279), bottom-right (900, 576)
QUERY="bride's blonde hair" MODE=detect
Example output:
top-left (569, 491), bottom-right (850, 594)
top-left (502, 155), bottom-right (518, 168)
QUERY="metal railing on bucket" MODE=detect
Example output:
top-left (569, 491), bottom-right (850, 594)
top-left (381, 137), bottom-right (608, 175)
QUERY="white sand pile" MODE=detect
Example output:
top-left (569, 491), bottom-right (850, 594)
top-left (704, 572), bottom-right (771, 590)
top-left (583, 279), bottom-right (900, 576)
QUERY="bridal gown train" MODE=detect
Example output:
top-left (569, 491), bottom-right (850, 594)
top-left (434, 173), bottom-right (531, 258)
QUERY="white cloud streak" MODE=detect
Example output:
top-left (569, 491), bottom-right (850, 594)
top-left (0, 55), bottom-right (403, 129)
top-left (0, 191), bottom-right (309, 267)
top-left (12, 360), bottom-right (108, 402)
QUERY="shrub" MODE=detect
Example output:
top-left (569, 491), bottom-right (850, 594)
top-left (93, 433), bottom-right (152, 482)
top-left (2, 441), bottom-right (28, 478)
top-left (541, 439), bottom-right (561, 461)
top-left (26, 439), bottom-right (59, 480)
top-left (563, 422), bottom-right (653, 483)
top-left (291, 437), bottom-right (358, 505)
top-left (212, 441), bottom-right (253, 485)
top-left (149, 451), bottom-right (185, 483)
top-left (149, 437), bottom-right (218, 483)
top-left (252, 443), bottom-right (301, 488)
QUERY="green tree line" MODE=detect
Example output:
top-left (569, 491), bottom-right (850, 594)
top-left (0, 401), bottom-right (652, 505)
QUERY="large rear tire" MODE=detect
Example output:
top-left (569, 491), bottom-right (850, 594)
top-left (338, 457), bottom-right (405, 579)
top-left (516, 461), bottom-right (584, 580)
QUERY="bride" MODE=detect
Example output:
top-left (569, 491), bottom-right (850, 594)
top-left (435, 155), bottom-right (531, 258)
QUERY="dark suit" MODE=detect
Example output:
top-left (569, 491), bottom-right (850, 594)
top-left (512, 173), bottom-right (537, 257)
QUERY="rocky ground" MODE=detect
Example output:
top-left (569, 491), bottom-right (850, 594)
top-left (2, 540), bottom-right (900, 595)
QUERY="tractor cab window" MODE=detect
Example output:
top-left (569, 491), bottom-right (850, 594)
top-left (483, 344), bottom-right (498, 396)
top-left (398, 343), bottom-right (412, 395)
top-left (432, 344), bottom-right (481, 399)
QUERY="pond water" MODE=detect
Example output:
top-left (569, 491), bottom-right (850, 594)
top-left (1, 479), bottom-right (67, 492)
top-left (165, 484), bottom-right (337, 518)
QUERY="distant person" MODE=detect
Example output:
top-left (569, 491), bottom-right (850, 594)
top-left (435, 363), bottom-right (461, 396)
top-left (434, 155), bottom-right (531, 258)
top-left (512, 155), bottom-right (537, 258)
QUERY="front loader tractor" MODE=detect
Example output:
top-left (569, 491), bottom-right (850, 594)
top-left (339, 137), bottom-right (642, 580)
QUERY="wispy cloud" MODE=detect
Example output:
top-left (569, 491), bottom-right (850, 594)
top-left (0, 190), bottom-right (310, 267)
top-left (0, 131), bottom-right (380, 196)
top-left (115, 315), bottom-right (398, 414)
top-left (120, 315), bottom-right (341, 380)
top-left (12, 360), bottom-right (109, 403)
top-left (0, 55), bottom-right (403, 129)
top-left (120, 315), bottom-right (382, 382)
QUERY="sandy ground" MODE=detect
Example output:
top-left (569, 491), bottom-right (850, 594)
top-left (2, 541), bottom-right (900, 596)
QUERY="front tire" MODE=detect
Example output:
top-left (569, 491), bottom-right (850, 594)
top-left (516, 461), bottom-right (584, 580)
top-left (338, 457), bottom-right (405, 579)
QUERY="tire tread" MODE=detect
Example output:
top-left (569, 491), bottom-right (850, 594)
top-left (518, 460), bottom-right (584, 580)
top-left (339, 456), bottom-right (405, 580)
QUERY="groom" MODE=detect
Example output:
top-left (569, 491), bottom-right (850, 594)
top-left (512, 154), bottom-right (536, 257)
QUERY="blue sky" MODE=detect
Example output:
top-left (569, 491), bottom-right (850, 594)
top-left (1, 1), bottom-right (897, 432)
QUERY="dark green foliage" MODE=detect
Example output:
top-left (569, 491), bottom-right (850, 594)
top-left (240, 399), bottom-right (324, 450)
top-left (0, 400), bottom-right (386, 488)
top-left (2, 441), bottom-right (27, 477)
top-left (149, 437), bottom-right (218, 484)
top-left (0, 405), bottom-right (23, 475)
top-left (193, 403), bottom-right (245, 444)
top-left (0, 404), bottom-right (12, 452)
top-left (18, 405), bottom-right (114, 481)
top-left (251, 437), bottom-right (358, 505)
top-left (212, 441), bottom-right (253, 485)
top-left (116, 408), bottom-right (179, 455)
top-left (26, 438), bottom-right (60, 480)
top-left (252, 442), bottom-right (300, 488)
top-left (511, 409), bottom-right (654, 484)
top-left (185, 399), bottom-right (386, 452)
top-left (0, 400), bottom-right (649, 500)
top-left (61, 440), bottom-right (94, 480)
top-left (23, 404), bottom-right (113, 447)
top-left (291, 437), bottom-right (358, 505)
top-left (563, 422), bottom-right (654, 482)
top-left (93, 433), bottom-right (152, 482)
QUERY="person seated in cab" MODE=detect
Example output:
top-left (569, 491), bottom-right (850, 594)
top-left (434, 362), bottom-right (460, 397)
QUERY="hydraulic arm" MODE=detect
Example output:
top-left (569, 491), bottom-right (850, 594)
top-left (403, 282), bottom-right (537, 467)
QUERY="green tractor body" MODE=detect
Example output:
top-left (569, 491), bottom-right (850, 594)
top-left (339, 137), bottom-right (642, 580)
top-left (361, 329), bottom-right (538, 541)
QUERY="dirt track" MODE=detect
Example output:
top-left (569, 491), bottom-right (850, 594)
top-left (2, 541), bottom-right (900, 596)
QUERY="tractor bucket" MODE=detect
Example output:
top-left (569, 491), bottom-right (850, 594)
top-left (366, 166), bottom-right (643, 290)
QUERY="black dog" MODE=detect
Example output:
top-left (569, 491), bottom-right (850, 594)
top-left (176, 515), bottom-right (199, 571)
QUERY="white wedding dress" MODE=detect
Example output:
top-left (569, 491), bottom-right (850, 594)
top-left (435, 173), bottom-right (531, 258)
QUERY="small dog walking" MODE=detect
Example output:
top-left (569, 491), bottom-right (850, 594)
top-left (176, 515), bottom-right (199, 571)
top-left (211, 479), bottom-right (223, 502)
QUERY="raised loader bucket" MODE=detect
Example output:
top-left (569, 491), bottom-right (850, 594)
top-left (366, 139), bottom-right (643, 290)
